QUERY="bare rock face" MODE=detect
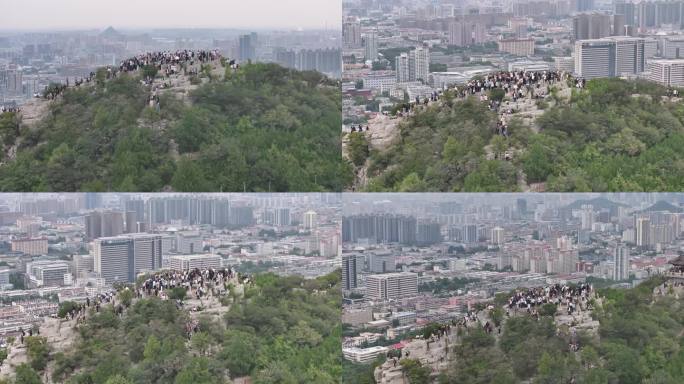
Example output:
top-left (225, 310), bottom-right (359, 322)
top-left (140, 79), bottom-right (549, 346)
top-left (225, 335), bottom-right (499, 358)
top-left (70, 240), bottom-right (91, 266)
top-left (17, 98), bottom-right (50, 129)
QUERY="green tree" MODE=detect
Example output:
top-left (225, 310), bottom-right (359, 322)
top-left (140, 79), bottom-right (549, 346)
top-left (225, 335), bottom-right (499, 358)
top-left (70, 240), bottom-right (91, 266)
top-left (171, 158), bottom-right (209, 192)
top-left (347, 132), bottom-right (370, 167)
top-left (25, 336), bottom-right (49, 371)
top-left (14, 364), bottom-right (41, 384)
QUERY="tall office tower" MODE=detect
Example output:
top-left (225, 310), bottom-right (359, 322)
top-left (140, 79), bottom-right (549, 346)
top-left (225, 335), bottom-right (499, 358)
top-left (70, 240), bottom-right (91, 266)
top-left (368, 253), bottom-right (396, 273)
top-left (613, 14), bottom-right (626, 36)
top-left (613, 244), bottom-right (630, 280)
top-left (574, 39), bottom-right (616, 79)
top-left (364, 30), bottom-right (378, 61)
top-left (303, 210), bottom-right (317, 229)
top-left (343, 17), bottom-right (362, 48)
top-left (411, 47), bottom-right (430, 83)
top-left (274, 208), bottom-right (291, 226)
top-left (175, 231), bottom-right (202, 254)
top-left (573, 13), bottom-right (611, 40)
top-left (238, 33), bottom-right (257, 62)
top-left (491, 227), bottom-right (504, 245)
top-left (342, 254), bottom-right (360, 290)
top-left (396, 53), bottom-right (410, 83)
top-left (636, 217), bottom-right (651, 247)
top-left (94, 234), bottom-right (163, 283)
top-left (416, 222), bottom-right (441, 246)
top-left (613, 36), bottom-right (646, 75)
top-left (365, 272), bottom-right (419, 300)
top-left (614, 0), bottom-right (636, 27)
top-left (463, 224), bottom-right (478, 244)
top-left (85, 211), bottom-right (124, 240)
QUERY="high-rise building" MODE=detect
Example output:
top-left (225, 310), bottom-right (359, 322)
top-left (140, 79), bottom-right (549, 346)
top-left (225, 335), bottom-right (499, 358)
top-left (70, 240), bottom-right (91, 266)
top-left (175, 231), bottom-right (202, 254)
top-left (343, 17), bottom-right (362, 48)
top-left (574, 37), bottom-right (650, 79)
top-left (614, 0), bottom-right (636, 27)
top-left (342, 214), bottom-right (417, 245)
top-left (580, 205), bottom-right (594, 230)
top-left (411, 47), bottom-right (429, 83)
top-left (342, 254), bottom-right (361, 290)
top-left (274, 208), bottom-right (291, 227)
top-left (239, 33), bottom-right (257, 62)
top-left (463, 224), bottom-right (478, 244)
top-left (364, 30), bottom-right (378, 61)
top-left (491, 227), bottom-right (504, 245)
top-left (368, 253), bottom-right (396, 273)
top-left (26, 261), bottom-right (70, 288)
top-left (303, 210), bottom-right (317, 229)
top-left (396, 53), bottom-right (410, 83)
top-left (661, 36), bottom-right (684, 59)
top-left (636, 217), bottom-right (651, 247)
top-left (648, 59), bottom-right (684, 87)
top-left (449, 21), bottom-right (487, 46)
top-left (86, 211), bottom-right (124, 240)
top-left (395, 47), bottom-right (429, 83)
top-left (573, 13), bottom-right (611, 40)
top-left (613, 14), bottom-right (626, 36)
top-left (94, 233), bottom-right (163, 283)
top-left (417, 222), bottom-right (441, 245)
top-left (613, 244), bottom-right (630, 280)
top-left (74, 254), bottom-right (94, 279)
top-left (365, 272), bottom-right (418, 300)
top-left (575, 0), bottom-right (595, 12)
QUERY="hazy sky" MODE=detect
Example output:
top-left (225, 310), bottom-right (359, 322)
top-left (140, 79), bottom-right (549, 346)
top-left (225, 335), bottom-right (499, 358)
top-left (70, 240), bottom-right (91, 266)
top-left (0, 0), bottom-right (341, 30)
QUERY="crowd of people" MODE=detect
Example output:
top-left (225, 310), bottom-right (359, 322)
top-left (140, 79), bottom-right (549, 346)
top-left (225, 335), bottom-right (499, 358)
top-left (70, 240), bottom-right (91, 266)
top-left (507, 283), bottom-right (593, 317)
top-left (137, 267), bottom-right (246, 301)
top-left (118, 49), bottom-right (222, 74)
top-left (0, 105), bottom-right (20, 115)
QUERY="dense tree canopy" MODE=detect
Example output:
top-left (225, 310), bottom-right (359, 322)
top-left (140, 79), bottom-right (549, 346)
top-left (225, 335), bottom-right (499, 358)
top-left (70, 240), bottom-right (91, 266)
top-left (361, 78), bottom-right (684, 192)
top-left (0, 63), bottom-right (350, 192)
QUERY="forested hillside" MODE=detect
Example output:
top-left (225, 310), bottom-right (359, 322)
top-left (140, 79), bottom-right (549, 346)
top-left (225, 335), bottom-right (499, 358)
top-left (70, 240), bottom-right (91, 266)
top-left (0, 63), bottom-right (350, 192)
top-left (345, 276), bottom-right (684, 384)
top-left (0, 271), bottom-right (341, 384)
top-left (355, 78), bottom-right (684, 192)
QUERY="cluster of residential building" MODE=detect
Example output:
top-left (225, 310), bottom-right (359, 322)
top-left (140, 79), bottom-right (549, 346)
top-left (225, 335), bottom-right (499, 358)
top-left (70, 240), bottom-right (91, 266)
top-left (341, 194), bottom-right (684, 363)
top-left (0, 193), bottom-right (341, 339)
top-left (343, 0), bottom-right (684, 124)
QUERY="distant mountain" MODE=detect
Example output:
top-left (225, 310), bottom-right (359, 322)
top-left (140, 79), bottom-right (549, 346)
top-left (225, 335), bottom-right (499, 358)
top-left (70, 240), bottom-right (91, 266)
top-left (641, 200), bottom-right (683, 213)
top-left (100, 26), bottom-right (123, 39)
top-left (564, 197), bottom-right (628, 211)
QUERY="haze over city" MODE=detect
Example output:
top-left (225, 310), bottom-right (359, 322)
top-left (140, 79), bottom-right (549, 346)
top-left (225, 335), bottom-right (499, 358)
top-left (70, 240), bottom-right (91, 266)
top-left (0, 0), bottom-right (342, 30)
